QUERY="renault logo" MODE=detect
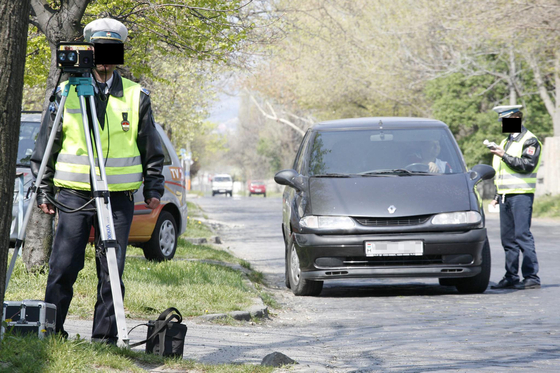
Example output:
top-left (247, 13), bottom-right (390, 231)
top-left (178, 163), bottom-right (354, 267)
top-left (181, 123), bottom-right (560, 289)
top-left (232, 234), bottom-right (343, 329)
top-left (388, 205), bottom-right (396, 214)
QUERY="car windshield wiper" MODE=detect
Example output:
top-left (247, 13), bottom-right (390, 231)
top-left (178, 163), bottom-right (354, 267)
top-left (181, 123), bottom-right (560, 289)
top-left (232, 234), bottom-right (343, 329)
top-left (360, 169), bottom-right (433, 176)
top-left (313, 173), bottom-right (354, 178)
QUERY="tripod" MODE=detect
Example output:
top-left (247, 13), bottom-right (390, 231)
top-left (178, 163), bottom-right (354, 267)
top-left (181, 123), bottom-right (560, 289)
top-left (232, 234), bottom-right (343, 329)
top-left (6, 75), bottom-right (129, 346)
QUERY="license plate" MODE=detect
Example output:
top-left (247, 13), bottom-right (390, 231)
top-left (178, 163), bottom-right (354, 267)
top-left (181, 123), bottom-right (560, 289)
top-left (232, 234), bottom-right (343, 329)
top-left (255, 189), bottom-right (262, 192)
top-left (365, 241), bottom-right (423, 257)
top-left (219, 189), bottom-right (225, 192)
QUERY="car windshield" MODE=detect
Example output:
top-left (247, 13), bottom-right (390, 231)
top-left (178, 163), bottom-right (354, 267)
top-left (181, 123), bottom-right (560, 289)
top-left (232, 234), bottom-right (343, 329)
top-left (214, 176), bottom-right (231, 182)
top-left (251, 181), bottom-right (264, 186)
top-left (17, 121), bottom-right (41, 166)
top-left (307, 128), bottom-right (465, 176)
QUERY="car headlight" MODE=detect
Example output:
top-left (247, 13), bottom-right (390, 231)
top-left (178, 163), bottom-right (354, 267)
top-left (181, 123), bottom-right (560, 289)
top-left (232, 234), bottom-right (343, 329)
top-left (431, 211), bottom-right (481, 225)
top-left (300, 215), bottom-right (355, 230)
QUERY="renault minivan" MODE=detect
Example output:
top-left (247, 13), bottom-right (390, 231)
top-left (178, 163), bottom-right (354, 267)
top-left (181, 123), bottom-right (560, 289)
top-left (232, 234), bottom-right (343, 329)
top-left (275, 117), bottom-right (495, 296)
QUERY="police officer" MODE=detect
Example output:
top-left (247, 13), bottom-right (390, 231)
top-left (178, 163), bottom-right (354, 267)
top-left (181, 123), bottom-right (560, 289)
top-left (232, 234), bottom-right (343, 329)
top-left (30, 18), bottom-right (164, 342)
top-left (488, 105), bottom-right (542, 290)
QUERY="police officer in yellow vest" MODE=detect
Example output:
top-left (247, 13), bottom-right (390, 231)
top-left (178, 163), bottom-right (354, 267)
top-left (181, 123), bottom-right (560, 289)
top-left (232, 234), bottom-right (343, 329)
top-left (488, 105), bottom-right (542, 290)
top-left (30, 18), bottom-right (164, 342)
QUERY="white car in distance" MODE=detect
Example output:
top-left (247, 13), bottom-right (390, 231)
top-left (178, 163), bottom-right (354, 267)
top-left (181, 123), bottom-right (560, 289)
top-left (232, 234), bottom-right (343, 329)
top-left (211, 174), bottom-right (233, 197)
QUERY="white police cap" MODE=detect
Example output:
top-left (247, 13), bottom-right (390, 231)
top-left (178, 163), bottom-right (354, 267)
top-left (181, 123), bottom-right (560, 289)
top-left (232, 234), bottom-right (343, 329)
top-left (84, 18), bottom-right (128, 43)
top-left (492, 105), bottom-right (523, 118)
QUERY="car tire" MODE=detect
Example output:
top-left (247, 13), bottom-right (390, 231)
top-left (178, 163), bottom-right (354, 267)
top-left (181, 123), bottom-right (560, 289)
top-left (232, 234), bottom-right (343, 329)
top-left (454, 237), bottom-right (491, 294)
top-left (249, 193), bottom-right (252, 197)
top-left (142, 211), bottom-right (178, 262)
top-left (284, 237), bottom-right (291, 289)
top-left (288, 243), bottom-right (323, 296)
top-left (212, 192), bottom-right (215, 197)
top-left (438, 278), bottom-right (458, 287)
top-left (264, 193), bottom-right (266, 198)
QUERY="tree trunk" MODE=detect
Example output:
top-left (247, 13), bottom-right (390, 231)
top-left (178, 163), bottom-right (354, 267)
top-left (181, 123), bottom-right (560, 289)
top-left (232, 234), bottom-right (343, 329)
top-left (22, 0), bottom-right (89, 270)
top-left (0, 0), bottom-right (31, 307)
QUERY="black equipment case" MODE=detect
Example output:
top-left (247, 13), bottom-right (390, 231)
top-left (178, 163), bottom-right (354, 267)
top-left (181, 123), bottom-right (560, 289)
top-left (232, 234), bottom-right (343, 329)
top-left (2, 300), bottom-right (56, 338)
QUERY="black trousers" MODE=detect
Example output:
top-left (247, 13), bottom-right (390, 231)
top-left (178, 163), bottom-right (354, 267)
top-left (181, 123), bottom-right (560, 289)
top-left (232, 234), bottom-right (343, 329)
top-left (44, 188), bottom-right (134, 340)
top-left (498, 193), bottom-right (540, 283)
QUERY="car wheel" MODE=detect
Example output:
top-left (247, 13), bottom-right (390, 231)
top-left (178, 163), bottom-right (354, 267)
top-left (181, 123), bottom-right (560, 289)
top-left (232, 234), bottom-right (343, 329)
top-left (249, 193), bottom-right (252, 197)
top-left (454, 237), bottom-right (491, 294)
top-left (263, 193), bottom-right (266, 198)
top-left (142, 211), bottom-right (177, 262)
top-left (288, 243), bottom-right (323, 296)
top-left (212, 192), bottom-right (215, 197)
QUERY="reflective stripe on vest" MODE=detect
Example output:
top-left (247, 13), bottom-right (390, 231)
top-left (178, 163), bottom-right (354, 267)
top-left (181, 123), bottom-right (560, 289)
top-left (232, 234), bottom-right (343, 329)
top-left (492, 130), bottom-right (542, 195)
top-left (54, 78), bottom-right (143, 191)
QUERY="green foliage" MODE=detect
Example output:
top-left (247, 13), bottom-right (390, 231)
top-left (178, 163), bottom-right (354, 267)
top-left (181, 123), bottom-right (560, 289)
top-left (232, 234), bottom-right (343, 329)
top-left (24, 26), bottom-right (50, 88)
top-left (23, 0), bottom-right (255, 147)
top-left (256, 137), bottom-right (282, 173)
top-left (425, 71), bottom-right (553, 168)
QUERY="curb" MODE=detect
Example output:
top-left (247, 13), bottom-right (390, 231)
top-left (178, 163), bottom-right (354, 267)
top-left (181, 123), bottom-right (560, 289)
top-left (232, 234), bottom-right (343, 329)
top-left (197, 298), bottom-right (269, 322)
top-left (180, 235), bottom-right (270, 323)
top-left (182, 236), bottom-right (222, 245)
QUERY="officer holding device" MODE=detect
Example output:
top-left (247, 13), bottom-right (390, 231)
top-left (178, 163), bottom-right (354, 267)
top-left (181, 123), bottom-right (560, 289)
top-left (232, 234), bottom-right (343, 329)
top-left (31, 18), bottom-right (164, 343)
top-left (487, 105), bottom-right (542, 290)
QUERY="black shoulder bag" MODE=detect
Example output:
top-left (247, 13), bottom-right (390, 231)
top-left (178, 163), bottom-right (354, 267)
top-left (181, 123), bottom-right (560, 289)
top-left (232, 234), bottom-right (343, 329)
top-left (130, 307), bottom-right (187, 357)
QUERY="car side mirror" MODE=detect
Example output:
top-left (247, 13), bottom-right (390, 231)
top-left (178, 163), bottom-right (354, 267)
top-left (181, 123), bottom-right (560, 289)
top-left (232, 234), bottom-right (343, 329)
top-left (274, 169), bottom-right (306, 192)
top-left (469, 164), bottom-right (495, 182)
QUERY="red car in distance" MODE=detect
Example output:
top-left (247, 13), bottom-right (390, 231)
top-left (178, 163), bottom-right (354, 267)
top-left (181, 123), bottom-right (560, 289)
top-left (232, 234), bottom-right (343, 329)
top-left (248, 180), bottom-right (266, 197)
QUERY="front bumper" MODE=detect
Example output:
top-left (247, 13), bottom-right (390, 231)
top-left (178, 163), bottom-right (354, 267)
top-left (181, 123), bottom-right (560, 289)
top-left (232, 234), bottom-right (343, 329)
top-left (293, 228), bottom-right (487, 280)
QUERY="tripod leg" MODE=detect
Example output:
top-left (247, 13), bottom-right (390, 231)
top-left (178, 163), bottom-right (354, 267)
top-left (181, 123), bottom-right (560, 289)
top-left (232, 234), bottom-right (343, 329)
top-left (5, 93), bottom-right (69, 292)
top-left (77, 92), bottom-right (129, 346)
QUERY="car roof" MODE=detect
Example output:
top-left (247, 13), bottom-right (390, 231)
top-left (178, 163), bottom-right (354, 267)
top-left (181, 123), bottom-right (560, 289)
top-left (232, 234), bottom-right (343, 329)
top-left (215, 174), bottom-right (232, 177)
top-left (312, 117), bottom-right (448, 131)
top-left (21, 112), bottom-right (42, 122)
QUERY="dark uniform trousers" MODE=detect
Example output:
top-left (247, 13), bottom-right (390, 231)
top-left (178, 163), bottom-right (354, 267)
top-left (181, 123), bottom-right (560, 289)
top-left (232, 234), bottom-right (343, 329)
top-left (45, 188), bottom-right (134, 341)
top-left (498, 193), bottom-right (540, 283)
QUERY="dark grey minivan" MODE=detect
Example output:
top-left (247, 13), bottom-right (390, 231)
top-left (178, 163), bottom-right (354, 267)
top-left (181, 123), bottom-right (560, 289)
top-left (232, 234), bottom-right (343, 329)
top-left (275, 117), bottom-right (495, 296)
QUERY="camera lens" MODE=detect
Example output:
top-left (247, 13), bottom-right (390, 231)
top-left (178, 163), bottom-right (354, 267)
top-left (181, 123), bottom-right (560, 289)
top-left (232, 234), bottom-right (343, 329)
top-left (68, 51), bottom-right (77, 62)
top-left (58, 52), bottom-right (66, 62)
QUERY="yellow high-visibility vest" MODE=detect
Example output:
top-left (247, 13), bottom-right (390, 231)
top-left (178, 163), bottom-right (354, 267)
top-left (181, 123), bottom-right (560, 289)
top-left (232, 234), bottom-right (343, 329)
top-left (53, 78), bottom-right (143, 191)
top-left (492, 130), bottom-right (542, 195)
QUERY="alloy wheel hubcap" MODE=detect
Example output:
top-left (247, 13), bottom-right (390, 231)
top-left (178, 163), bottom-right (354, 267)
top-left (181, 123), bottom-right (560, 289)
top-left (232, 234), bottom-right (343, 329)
top-left (159, 220), bottom-right (176, 256)
top-left (290, 245), bottom-right (301, 285)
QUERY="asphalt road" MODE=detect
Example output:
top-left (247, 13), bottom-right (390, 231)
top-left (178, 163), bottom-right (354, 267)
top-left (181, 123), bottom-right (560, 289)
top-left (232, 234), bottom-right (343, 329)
top-left (187, 194), bottom-right (560, 372)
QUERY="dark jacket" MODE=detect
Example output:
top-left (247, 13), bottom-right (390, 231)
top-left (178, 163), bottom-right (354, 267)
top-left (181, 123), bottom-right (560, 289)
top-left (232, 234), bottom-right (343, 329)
top-left (31, 71), bottom-right (165, 205)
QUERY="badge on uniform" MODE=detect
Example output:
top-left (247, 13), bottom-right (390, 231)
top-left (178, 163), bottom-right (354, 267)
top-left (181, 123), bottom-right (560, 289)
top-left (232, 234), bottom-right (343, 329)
top-left (121, 112), bottom-right (130, 132)
top-left (527, 146), bottom-right (536, 155)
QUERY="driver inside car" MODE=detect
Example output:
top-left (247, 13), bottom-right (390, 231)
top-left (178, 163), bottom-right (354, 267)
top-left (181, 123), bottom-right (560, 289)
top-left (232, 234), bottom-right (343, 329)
top-left (409, 140), bottom-right (452, 173)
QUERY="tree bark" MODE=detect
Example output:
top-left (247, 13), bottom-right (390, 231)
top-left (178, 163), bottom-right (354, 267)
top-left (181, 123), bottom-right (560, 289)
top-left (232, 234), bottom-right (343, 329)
top-left (23, 0), bottom-right (89, 270)
top-left (0, 0), bottom-right (31, 307)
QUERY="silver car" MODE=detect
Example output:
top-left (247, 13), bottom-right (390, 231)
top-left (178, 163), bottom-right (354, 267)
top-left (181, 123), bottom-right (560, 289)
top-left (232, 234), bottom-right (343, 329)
top-left (12, 112), bottom-right (187, 261)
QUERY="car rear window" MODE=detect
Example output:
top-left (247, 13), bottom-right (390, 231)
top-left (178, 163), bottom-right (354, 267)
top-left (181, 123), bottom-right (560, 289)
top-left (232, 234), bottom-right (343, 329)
top-left (17, 121), bottom-right (41, 166)
top-left (214, 176), bottom-right (232, 182)
top-left (307, 128), bottom-right (465, 176)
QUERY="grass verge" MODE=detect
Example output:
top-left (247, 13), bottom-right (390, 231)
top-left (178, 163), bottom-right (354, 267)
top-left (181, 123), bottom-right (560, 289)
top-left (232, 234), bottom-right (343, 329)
top-left (6, 241), bottom-right (262, 318)
top-left (533, 194), bottom-right (560, 218)
top-left (0, 333), bottom-right (273, 373)
top-left (2, 201), bottom-right (277, 371)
